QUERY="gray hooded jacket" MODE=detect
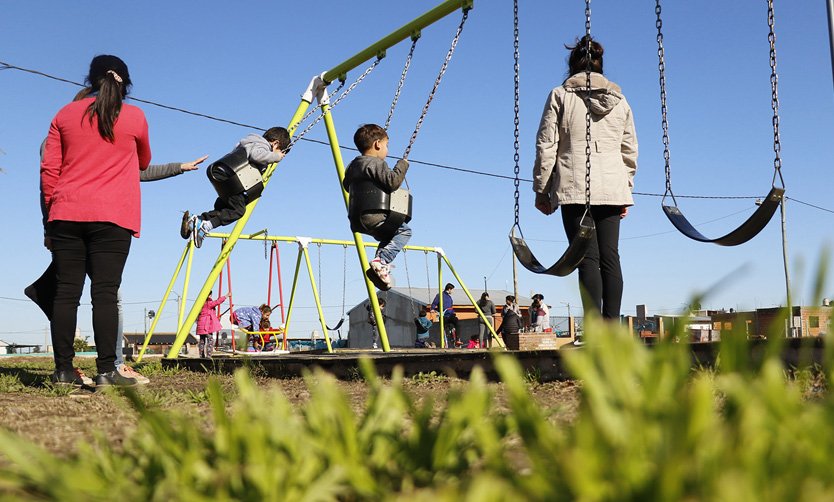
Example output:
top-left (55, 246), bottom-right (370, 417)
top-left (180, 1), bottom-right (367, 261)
top-left (533, 72), bottom-right (638, 208)
top-left (343, 155), bottom-right (409, 229)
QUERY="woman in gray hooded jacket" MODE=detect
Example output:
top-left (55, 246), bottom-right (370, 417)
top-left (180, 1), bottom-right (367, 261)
top-left (532, 35), bottom-right (638, 320)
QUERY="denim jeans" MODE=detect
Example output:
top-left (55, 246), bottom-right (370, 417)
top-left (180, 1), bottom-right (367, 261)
top-left (561, 204), bottom-right (623, 319)
top-left (48, 221), bottom-right (131, 374)
top-left (375, 223), bottom-right (411, 264)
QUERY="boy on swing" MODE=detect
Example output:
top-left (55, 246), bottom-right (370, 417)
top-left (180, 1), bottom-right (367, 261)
top-left (180, 127), bottom-right (290, 248)
top-left (343, 124), bottom-right (411, 290)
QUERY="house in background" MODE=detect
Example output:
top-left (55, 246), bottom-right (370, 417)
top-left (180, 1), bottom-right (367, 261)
top-left (712, 305), bottom-right (832, 339)
top-left (346, 288), bottom-right (533, 348)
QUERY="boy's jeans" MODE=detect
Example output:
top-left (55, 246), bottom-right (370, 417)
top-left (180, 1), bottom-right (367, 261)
top-left (376, 223), bottom-right (411, 264)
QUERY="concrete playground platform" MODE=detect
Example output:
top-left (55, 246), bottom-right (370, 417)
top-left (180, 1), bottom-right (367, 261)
top-left (161, 337), bottom-right (827, 383)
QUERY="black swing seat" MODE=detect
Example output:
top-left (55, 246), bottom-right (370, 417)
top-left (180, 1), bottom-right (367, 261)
top-left (663, 186), bottom-right (784, 246)
top-left (510, 212), bottom-right (596, 277)
top-left (348, 180), bottom-right (413, 239)
top-left (207, 146), bottom-right (265, 204)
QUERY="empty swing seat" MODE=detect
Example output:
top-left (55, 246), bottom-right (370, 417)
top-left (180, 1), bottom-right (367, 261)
top-left (348, 180), bottom-right (413, 239)
top-left (207, 146), bottom-right (265, 204)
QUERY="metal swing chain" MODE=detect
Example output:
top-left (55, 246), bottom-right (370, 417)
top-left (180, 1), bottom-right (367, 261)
top-left (288, 58), bottom-right (382, 150)
top-left (340, 245), bottom-right (347, 318)
top-left (385, 36), bottom-right (420, 131)
top-left (402, 8), bottom-right (470, 161)
top-left (403, 249), bottom-right (417, 315)
top-left (655, 0), bottom-right (675, 205)
top-left (768, 0), bottom-right (785, 189)
top-left (317, 242), bottom-right (323, 299)
top-left (583, 0), bottom-right (593, 211)
top-left (512, 0), bottom-right (522, 229)
top-left (295, 79), bottom-right (347, 134)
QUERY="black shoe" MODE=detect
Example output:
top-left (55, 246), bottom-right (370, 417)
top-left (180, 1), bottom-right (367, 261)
top-left (95, 370), bottom-right (138, 387)
top-left (180, 211), bottom-right (192, 239)
top-left (51, 369), bottom-right (85, 386)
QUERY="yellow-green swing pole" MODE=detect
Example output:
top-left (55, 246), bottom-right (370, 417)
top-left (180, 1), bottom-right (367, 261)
top-left (178, 239), bottom-right (196, 331)
top-left (320, 104), bottom-right (390, 351)
top-left (137, 240), bottom-right (192, 362)
top-left (166, 102), bottom-right (311, 358)
top-left (439, 250), bottom-right (505, 349)
top-left (300, 240), bottom-right (334, 352)
top-left (281, 244), bottom-right (305, 340)
top-left (437, 252), bottom-right (445, 348)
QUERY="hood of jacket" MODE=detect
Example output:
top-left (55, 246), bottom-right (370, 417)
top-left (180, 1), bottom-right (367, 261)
top-left (562, 72), bottom-right (623, 116)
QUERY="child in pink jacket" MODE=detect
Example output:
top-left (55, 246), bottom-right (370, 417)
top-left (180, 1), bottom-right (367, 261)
top-left (196, 291), bottom-right (229, 357)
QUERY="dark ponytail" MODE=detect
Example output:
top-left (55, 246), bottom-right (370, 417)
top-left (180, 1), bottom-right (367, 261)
top-left (84, 55), bottom-right (132, 142)
top-left (566, 35), bottom-right (604, 76)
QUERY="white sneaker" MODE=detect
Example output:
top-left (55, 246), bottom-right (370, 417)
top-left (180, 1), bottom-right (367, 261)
top-left (370, 259), bottom-right (392, 287)
top-left (372, 343), bottom-right (378, 349)
top-left (118, 365), bottom-right (150, 385)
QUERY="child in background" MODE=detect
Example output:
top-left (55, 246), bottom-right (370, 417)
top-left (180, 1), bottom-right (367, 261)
top-left (343, 124), bottom-right (411, 290)
top-left (414, 306), bottom-right (435, 348)
top-left (196, 290), bottom-right (229, 358)
top-left (181, 127), bottom-right (290, 248)
top-left (366, 297), bottom-right (386, 349)
top-left (232, 304), bottom-right (271, 332)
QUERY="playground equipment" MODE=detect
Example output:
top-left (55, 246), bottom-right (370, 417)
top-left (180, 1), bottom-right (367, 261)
top-left (509, 0), bottom-right (595, 276)
top-left (654, 0), bottom-right (785, 245)
top-left (161, 0), bottom-right (475, 357)
top-left (139, 231), bottom-right (504, 360)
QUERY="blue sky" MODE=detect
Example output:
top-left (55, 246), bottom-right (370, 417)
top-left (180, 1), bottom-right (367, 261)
top-left (1, 1), bottom-right (833, 345)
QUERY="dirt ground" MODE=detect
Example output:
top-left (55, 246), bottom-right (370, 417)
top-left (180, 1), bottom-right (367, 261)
top-left (0, 356), bottom-right (580, 456)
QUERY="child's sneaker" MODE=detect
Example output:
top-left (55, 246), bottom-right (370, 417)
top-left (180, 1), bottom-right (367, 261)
top-left (192, 217), bottom-right (207, 248)
top-left (180, 211), bottom-right (193, 239)
top-left (367, 259), bottom-right (392, 291)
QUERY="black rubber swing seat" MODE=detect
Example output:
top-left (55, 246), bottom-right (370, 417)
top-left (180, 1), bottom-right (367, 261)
top-left (509, 212), bottom-right (596, 277)
top-left (662, 186), bottom-right (784, 246)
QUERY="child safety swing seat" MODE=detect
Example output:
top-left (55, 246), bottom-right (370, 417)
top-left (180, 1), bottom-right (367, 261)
top-left (206, 146), bottom-right (265, 204)
top-left (348, 180), bottom-right (413, 240)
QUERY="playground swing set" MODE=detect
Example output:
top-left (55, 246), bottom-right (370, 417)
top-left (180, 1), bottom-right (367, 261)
top-left (137, 231), bottom-right (505, 361)
top-left (139, 0), bottom-right (788, 359)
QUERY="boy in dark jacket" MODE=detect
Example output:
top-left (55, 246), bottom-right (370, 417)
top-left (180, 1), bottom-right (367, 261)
top-left (343, 124), bottom-right (412, 290)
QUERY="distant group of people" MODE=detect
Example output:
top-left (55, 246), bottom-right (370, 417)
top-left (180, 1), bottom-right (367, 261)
top-left (31, 33), bottom-right (635, 385)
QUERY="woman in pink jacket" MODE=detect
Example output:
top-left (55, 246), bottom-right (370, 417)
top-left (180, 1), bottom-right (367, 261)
top-left (41, 55), bottom-right (150, 387)
top-left (196, 291), bottom-right (229, 357)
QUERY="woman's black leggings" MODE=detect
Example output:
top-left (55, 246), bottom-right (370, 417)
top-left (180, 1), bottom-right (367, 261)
top-left (561, 204), bottom-right (623, 319)
top-left (48, 221), bottom-right (131, 374)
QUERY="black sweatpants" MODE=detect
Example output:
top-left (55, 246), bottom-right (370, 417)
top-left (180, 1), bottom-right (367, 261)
top-left (200, 194), bottom-right (247, 229)
top-left (561, 204), bottom-right (623, 319)
top-left (47, 221), bottom-right (131, 374)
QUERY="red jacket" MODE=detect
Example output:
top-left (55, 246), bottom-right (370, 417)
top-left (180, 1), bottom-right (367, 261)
top-left (41, 97), bottom-right (151, 236)
top-left (197, 296), bottom-right (227, 335)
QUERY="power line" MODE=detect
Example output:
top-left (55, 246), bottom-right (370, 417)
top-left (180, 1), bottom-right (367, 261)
top-left (3, 60), bottom-right (833, 213)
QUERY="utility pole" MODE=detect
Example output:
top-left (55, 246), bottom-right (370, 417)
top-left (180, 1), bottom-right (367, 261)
top-left (144, 307), bottom-right (148, 336)
top-left (512, 253), bottom-right (519, 304)
top-left (780, 199), bottom-right (793, 336)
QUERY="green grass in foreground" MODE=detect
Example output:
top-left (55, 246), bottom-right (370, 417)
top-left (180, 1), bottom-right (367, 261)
top-left (0, 317), bottom-right (833, 500)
